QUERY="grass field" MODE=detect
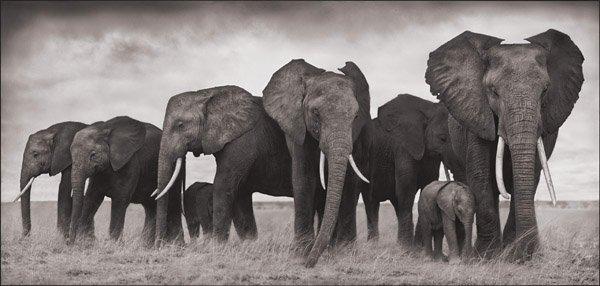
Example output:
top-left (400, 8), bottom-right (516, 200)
top-left (1, 201), bottom-right (598, 285)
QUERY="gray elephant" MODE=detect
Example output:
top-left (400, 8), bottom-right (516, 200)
top-left (417, 181), bottom-right (475, 264)
top-left (68, 116), bottom-right (183, 246)
top-left (263, 59), bottom-right (371, 267)
top-left (349, 94), bottom-right (456, 246)
top-left (153, 86), bottom-right (326, 246)
top-left (183, 182), bottom-right (213, 240)
top-left (14, 121), bottom-right (88, 239)
top-left (425, 29), bottom-right (584, 260)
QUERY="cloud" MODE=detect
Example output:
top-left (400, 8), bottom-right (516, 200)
top-left (1, 1), bottom-right (598, 201)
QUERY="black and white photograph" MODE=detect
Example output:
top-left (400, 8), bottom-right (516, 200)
top-left (1, 1), bottom-right (598, 285)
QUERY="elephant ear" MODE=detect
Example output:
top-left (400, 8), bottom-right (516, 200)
top-left (377, 95), bottom-right (427, 160)
top-left (263, 59), bottom-right (325, 145)
top-left (338, 61), bottom-right (372, 142)
top-left (105, 116), bottom-right (147, 171)
top-left (436, 184), bottom-right (457, 222)
top-left (425, 31), bottom-right (504, 141)
top-left (525, 29), bottom-right (584, 135)
top-left (201, 86), bottom-right (262, 154)
top-left (49, 122), bottom-right (88, 176)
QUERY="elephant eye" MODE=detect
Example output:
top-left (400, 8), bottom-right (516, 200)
top-left (90, 152), bottom-right (96, 161)
top-left (177, 122), bottom-right (184, 129)
top-left (32, 152), bottom-right (39, 159)
top-left (490, 86), bottom-right (499, 97)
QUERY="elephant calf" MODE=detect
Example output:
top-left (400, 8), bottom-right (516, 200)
top-left (183, 182), bottom-right (214, 240)
top-left (417, 181), bottom-right (475, 264)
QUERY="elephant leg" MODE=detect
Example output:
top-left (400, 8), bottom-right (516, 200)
top-left (141, 203), bottom-right (156, 248)
top-left (314, 189), bottom-right (325, 233)
top-left (467, 133), bottom-right (502, 258)
top-left (442, 214), bottom-right (460, 264)
top-left (332, 176), bottom-right (360, 246)
top-left (433, 228), bottom-right (444, 260)
top-left (232, 192), bottom-right (258, 240)
top-left (456, 219), bottom-right (466, 254)
top-left (287, 139), bottom-right (317, 256)
top-left (108, 199), bottom-right (129, 241)
top-left (56, 170), bottom-right (73, 240)
top-left (362, 185), bottom-right (380, 241)
top-left (165, 186), bottom-right (184, 245)
top-left (394, 162), bottom-right (418, 248)
top-left (420, 224), bottom-right (434, 259)
top-left (77, 186), bottom-right (105, 240)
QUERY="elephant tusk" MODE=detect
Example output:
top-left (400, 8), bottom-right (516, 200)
top-left (319, 151), bottom-right (326, 190)
top-left (495, 137), bottom-right (511, 200)
top-left (180, 177), bottom-right (186, 217)
top-left (155, 157), bottom-right (182, 200)
top-left (537, 138), bottom-right (557, 207)
top-left (348, 154), bottom-right (369, 183)
top-left (83, 178), bottom-right (90, 196)
top-left (13, 177), bottom-right (35, 202)
top-left (443, 164), bottom-right (451, 181)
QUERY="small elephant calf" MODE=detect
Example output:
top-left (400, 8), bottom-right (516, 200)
top-left (417, 181), bottom-right (475, 263)
top-left (183, 182), bottom-right (214, 240)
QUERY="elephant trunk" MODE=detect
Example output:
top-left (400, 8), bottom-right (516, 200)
top-left (19, 168), bottom-right (32, 237)
top-left (306, 134), bottom-right (351, 267)
top-left (505, 100), bottom-right (540, 257)
top-left (154, 138), bottom-right (184, 246)
top-left (68, 168), bottom-right (87, 244)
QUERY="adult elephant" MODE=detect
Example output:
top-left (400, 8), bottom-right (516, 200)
top-left (153, 86), bottom-right (326, 245)
top-left (425, 29), bottom-right (584, 260)
top-left (263, 59), bottom-right (371, 267)
top-left (68, 116), bottom-right (183, 246)
top-left (13, 121), bottom-right (87, 239)
top-left (349, 94), bottom-right (454, 245)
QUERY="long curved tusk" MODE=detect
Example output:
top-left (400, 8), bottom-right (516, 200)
top-left (537, 138), bottom-right (557, 207)
top-left (155, 158), bottom-right (182, 200)
top-left (495, 137), bottom-right (511, 199)
top-left (13, 177), bottom-right (35, 202)
top-left (180, 176), bottom-right (186, 217)
top-left (443, 164), bottom-right (451, 181)
top-left (319, 151), bottom-right (326, 190)
top-left (83, 178), bottom-right (90, 196)
top-left (348, 154), bottom-right (369, 183)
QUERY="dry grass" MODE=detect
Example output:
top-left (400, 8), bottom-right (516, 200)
top-left (1, 201), bottom-right (598, 285)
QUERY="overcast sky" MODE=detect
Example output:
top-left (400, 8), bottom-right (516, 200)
top-left (1, 1), bottom-right (598, 202)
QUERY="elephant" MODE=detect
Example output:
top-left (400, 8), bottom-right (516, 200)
top-left (153, 85), bottom-right (326, 246)
top-left (417, 181), bottom-right (475, 264)
top-left (349, 94), bottom-right (457, 247)
top-left (263, 59), bottom-right (371, 267)
top-left (183, 182), bottom-right (214, 240)
top-left (425, 29), bottom-right (584, 260)
top-left (67, 116), bottom-right (184, 246)
top-left (13, 121), bottom-right (88, 239)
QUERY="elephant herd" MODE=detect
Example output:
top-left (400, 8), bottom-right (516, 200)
top-left (13, 29), bottom-right (584, 267)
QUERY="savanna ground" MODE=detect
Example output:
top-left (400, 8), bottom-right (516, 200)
top-left (1, 201), bottom-right (598, 285)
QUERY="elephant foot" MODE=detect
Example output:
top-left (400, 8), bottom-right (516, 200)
top-left (474, 239), bottom-right (501, 259)
top-left (434, 253), bottom-right (448, 262)
top-left (448, 258), bottom-right (460, 265)
top-left (291, 238), bottom-right (314, 257)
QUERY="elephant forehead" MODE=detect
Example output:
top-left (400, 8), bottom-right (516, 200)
top-left (487, 45), bottom-right (548, 75)
top-left (73, 127), bottom-right (103, 146)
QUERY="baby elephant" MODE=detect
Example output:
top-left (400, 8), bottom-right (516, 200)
top-left (183, 182), bottom-right (214, 241)
top-left (417, 181), bottom-right (475, 263)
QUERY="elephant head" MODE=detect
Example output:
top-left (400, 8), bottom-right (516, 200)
top-left (376, 94), bottom-right (451, 169)
top-left (437, 182), bottom-right (476, 258)
top-left (14, 121), bottom-right (87, 237)
top-left (153, 86), bottom-right (262, 238)
top-left (68, 116), bottom-right (147, 244)
top-left (426, 29), bottom-right (584, 250)
top-left (263, 59), bottom-right (371, 267)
